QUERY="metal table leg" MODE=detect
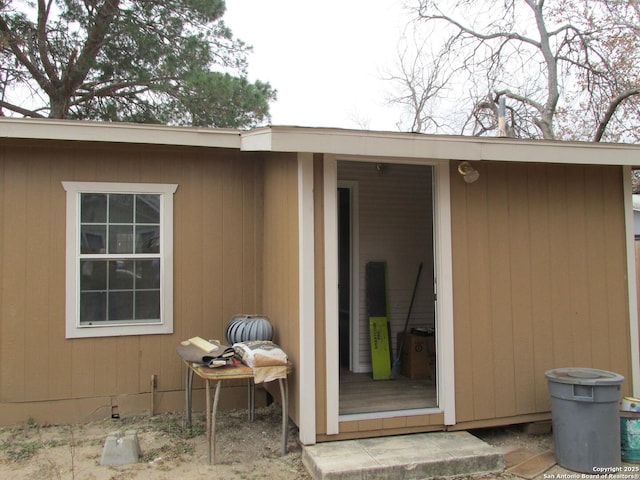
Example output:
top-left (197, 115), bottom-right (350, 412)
top-left (278, 377), bottom-right (289, 456)
top-left (248, 379), bottom-right (255, 422)
top-left (185, 364), bottom-right (194, 426)
top-left (210, 380), bottom-right (222, 464)
top-left (205, 380), bottom-right (211, 446)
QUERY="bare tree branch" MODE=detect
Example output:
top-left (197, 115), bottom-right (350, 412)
top-left (0, 99), bottom-right (45, 117)
top-left (593, 87), bottom-right (640, 142)
top-left (391, 0), bottom-right (640, 141)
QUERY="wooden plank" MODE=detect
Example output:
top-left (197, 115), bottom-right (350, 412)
top-left (48, 150), bottom-right (74, 399)
top-left (406, 412), bottom-right (445, 427)
top-left (24, 156), bottom-right (52, 400)
top-left (180, 157), bottom-right (204, 338)
top-left (566, 166), bottom-right (592, 367)
top-left (0, 154), bottom-right (28, 401)
top-left (527, 164), bottom-right (554, 411)
top-left (116, 336), bottom-right (139, 394)
top-left (357, 418), bottom-right (383, 432)
top-left (242, 156), bottom-right (259, 311)
top-left (466, 162), bottom-right (495, 420)
top-left (94, 338), bottom-right (118, 396)
top-left (200, 158), bottom-right (225, 337)
top-left (339, 371), bottom-right (436, 414)
top-left (382, 416), bottom-right (407, 429)
top-left (286, 156), bottom-right (300, 350)
top-left (547, 165), bottom-right (573, 368)
top-left (450, 162), bottom-right (475, 422)
top-left (486, 162), bottom-right (517, 418)
top-left (222, 158), bottom-right (244, 319)
top-left (507, 163), bottom-right (535, 415)
top-left (138, 335), bottom-right (161, 393)
top-left (584, 165), bottom-right (610, 369)
top-left (71, 339), bottom-right (95, 397)
top-left (602, 166), bottom-right (631, 382)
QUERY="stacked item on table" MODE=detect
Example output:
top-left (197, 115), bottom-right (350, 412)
top-left (233, 340), bottom-right (288, 383)
top-left (176, 336), bottom-right (235, 367)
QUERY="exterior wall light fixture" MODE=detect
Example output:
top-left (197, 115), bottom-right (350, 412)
top-left (458, 161), bottom-right (480, 183)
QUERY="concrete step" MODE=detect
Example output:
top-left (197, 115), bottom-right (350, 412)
top-left (302, 431), bottom-right (504, 480)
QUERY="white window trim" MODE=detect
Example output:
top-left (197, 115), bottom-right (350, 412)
top-left (62, 181), bottom-right (178, 339)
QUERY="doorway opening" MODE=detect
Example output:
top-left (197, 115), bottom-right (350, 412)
top-left (338, 186), bottom-right (351, 370)
top-left (337, 161), bottom-right (438, 416)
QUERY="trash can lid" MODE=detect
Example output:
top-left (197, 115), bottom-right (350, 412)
top-left (545, 367), bottom-right (624, 385)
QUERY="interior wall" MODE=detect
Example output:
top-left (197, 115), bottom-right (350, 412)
top-left (337, 161), bottom-right (435, 371)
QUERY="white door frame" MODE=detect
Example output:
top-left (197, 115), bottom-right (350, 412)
top-left (623, 166), bottom-right (640, 396)
top-left (323, 156), bottom-right (456, 436)
top-left (337, 180), bottom-right (363, 372)
top-left (297, 153), bottom-right (316, 445)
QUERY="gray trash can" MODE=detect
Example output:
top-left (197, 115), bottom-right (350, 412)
top-left (545, 368), bottom-right (624, 474)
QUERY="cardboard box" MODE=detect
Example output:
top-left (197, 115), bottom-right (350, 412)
top-left (397, 332), bottom-right (436, 381)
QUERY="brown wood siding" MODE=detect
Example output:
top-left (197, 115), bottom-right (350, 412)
top-left (450, 161), bottom-right (632, 425)
top-left (261, 152), bottom-right (300, 423)
top-left (317, 412), bottom-right (445, 442)
top-left (0, 140), bottom-right (265, 423)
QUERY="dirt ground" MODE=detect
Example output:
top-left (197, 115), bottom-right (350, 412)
top-left (0, 404), bottom-right (310, 480)
top-left (0, 406), bottom-right (632, 480)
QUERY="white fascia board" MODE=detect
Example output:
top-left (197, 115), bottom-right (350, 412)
top-left (0, 118), bottom-right (241, 149)
top-left (4, 119), bottom-right (640, 166)
top-left (478, 141), bottom-right (640, 165)
top-left (239, 127), bottom-right (273, 151)
top-left (245, 126), bottom-right (640, 166)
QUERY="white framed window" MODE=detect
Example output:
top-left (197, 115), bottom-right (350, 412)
top-left (62, 181), bottom-right (178, 338)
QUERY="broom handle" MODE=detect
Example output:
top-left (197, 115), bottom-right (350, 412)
top-left (396, 262), bottom-right (423, 359)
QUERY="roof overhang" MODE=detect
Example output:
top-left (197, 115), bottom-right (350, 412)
top-left (0, 117), bottom-right (242, 149)
top-left (1, 118), bottom-right (639, 166)
top-left (244, 125), bottom-right (640, 166)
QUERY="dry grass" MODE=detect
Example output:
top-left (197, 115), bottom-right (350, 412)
top-left (0, 404), bottom-right (310, 480)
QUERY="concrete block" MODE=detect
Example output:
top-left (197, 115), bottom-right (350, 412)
top-left (100, 430), bottom-right (141, 466)
top-left (302, 432), bottom-right (503, 480)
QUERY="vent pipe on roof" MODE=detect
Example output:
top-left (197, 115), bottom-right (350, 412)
top-left (498, 96), bottom-right (507, 137)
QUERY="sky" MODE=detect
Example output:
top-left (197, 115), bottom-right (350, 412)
top-left (223, 0), bottom-right (411, 132)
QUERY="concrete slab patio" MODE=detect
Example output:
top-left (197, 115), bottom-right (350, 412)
top-left (302, 431), bottom-right (504, 480)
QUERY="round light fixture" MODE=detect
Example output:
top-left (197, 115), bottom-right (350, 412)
top-left (458, 161), bottom-right (480, 183)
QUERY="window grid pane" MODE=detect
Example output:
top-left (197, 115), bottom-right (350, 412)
top-left (80, 259), bottom-right (161, 324)
top-left (80, 193), bottom-right (161, 256)
top-left (79, 191), bottom-right (161, 326)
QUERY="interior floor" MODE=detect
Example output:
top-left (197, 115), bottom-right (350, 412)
top-left (339, 368), bottom-right (437, 415)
